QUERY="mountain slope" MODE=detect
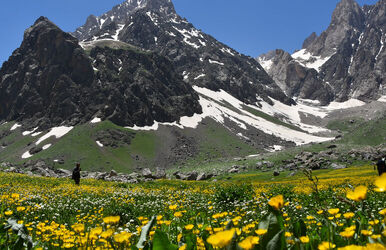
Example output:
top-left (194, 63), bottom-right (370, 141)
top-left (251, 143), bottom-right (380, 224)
top-left (0, 17), bottom-right (201, 129)
top-left (258, 0), bottom-right (385, 104)
top-left (73, 0), bottom-right (293, 106)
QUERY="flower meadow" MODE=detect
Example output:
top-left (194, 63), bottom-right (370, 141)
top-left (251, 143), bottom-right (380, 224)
top-left (0, 168), bottom-right (385, 249)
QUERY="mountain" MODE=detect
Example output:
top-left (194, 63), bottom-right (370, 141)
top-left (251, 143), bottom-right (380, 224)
top-left (0, 16), bottom-right (201, 129)
top-left (2, 0), bottom-right (384, 172)
top-left (258, 0), bottom-right (385, 105)
top-left (72, 0), bottom-right (293, 106)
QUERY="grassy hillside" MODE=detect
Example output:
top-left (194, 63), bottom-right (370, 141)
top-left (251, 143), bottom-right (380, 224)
top-left (0, 119), bottom-right (257, 173)
top-left (328, 115), bottom-right (386, 146)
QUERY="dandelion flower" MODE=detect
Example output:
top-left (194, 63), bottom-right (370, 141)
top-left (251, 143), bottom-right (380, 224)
top-left (337, 245), bottom-right (363, 250)
top-left (238, 236), bottom-right (259, 250)
top-left (4, 211), bottom-right (13, 216)
top-left (300, 236), bottom-right (309, 243)
top-left (361, 230), bottom-right (372, 236)
top-left (318, 241), bottom-right (335, 250)
top-left (343, 212), bottom-right (355, 219)
top-left (328, 208), bottom-right (339, 215)
top-left (16, 206), bottom-right (26, 212)
top-left (103, 216), bottom-right (120, 224)
top-left (346, 185), bottom-right (367, 201)
top-left (374, 173), bottom-right (386, 192)
top-left (185, 224), bottom-right (194, 230)
top-left (255, 229), bottom-right (268, 236)
top-left (268, 195), bottom-right (284, 210)
top-left (174, 211), bottom-right (183, 218)
top-left (207, 229), bottom-right (235, 248)
top-left (114, 231), bottom-right (132, 243)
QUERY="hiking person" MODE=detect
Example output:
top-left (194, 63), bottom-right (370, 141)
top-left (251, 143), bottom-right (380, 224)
top-left (376, 157), bottom-right (386, 176)
top-left (72, 163), bottom-right (81, 185)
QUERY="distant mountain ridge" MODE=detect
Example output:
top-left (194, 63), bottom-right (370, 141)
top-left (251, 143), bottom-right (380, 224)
top-left (258, 0), bottom-right (385, 105)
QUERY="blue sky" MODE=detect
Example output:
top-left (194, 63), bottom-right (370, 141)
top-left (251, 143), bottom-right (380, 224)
top-left (0, 0), bottom-right (379, 66)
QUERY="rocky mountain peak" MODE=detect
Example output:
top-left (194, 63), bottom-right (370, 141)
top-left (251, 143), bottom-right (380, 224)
top-left (331, 0), bottom-right (364, 28)
top-left (73, 0), bottom-right (176, 41)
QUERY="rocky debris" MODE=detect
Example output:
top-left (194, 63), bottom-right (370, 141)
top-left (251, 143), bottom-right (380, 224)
top-left (227, 165), bottom-right (247, 174)
top-left (256, 161), bottom-right (274, 170)
top-left (154, 167), bottom-right (166, 179)
top-left (273, 171), bottom-right (280, 176)
top-left (173, 171), bottom-right (214, 181)
top-left (141, 168), bottom-right (153, 178)
top-left (272, 144), bottom-right (386, 171)
top-left (95, 129), bottom-right (135, 148)
top-left (196, 172), bottom-right (214, 181)
top-left (29, 146), bottom-right (43, 155)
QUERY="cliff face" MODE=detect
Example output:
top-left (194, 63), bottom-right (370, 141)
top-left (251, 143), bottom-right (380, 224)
top-left (258, 0), bottom-right (385, 104)
top-left (0, 17), bottom-right (201, 128)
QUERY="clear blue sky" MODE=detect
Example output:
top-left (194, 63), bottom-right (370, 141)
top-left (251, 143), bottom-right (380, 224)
top-left (0, 0), bottom-right (379, 67)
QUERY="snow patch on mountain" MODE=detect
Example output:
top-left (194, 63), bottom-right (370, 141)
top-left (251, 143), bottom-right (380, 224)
top-left (36, 126), bottom-right (74, 145)
top-left (127, 86), bottom-right (334, 145)
top-left (257, 58), bottom-right (273, 72)
top-left (292, 49), bottom-right (334, 72)
top-left (10, 123), bottom-right (21, 131)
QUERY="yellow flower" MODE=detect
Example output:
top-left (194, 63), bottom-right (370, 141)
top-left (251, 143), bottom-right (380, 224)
top-left (174, 211), bottom-right (183, 218)
top-left (340, 226), bottom-right (356, 238)
top-left (71, 224), bottom-right (85, 233)
top-left (238, 236), bottom-right (259, 250)
top-left (374, 173), bottom-right (386, 192)
top-left (4, 211), bottom-right (13, 216)
top-left (207, 229), bottom-right (235, 248)
top-left (16, 206), bottom-right (26, 212)
top-left (11, 193), bottom-right (20, 199)
top-left (317, 210), bottom-right (324, 214)
top-left (318, 241), bottom-right (336, 250)
top-left (361, 230), bottom-right (372, 236)
top-left (337, 245), bottom-right (364, 250)
top-left (255, 229), bottom-right (268, 236)
top-left (90, 227), bottom-right (103, 236)
top-left (185, 224), bottom-right (194, 230)
top-left (346, 185), bottom-right (367, 201)
top-left (169, 204), bottom-right (178, 210)
top-left (103, 216), bottom-right (120, 224)
top-left (114, 231), bottom-right (132, 243)
top-left (179, 244), bottom-right (187, 250)
top-left (100, 229), bottom-right (114, 239)
top-left (365, 243), bottom-right (386, 250)
top-left (285, 232), bottom-right (292, 237)
top-left (370, 234), bottom-right (381, 239)
top-left (328, 208), bottom-right (339, 215)
top-left (343, 212), bottom-right (355, 219)
top-left (300, 236), bottom-right (309, 243)
top-left (306, 215), bottom-right (314, 220)
top-left (268, 195), bottom-right (284, 210)
top-left (379, 208), bottom-right (386, 216)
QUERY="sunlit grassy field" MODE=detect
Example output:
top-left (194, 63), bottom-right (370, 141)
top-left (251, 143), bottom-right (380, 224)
top-left (1, 166), bottom-right (385, 249)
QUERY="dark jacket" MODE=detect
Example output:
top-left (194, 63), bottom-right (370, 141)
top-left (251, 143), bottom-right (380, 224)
top-left (72, 167), bottom-right (81, 180)
top-left (376, 158), bottom-right (386, 176)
